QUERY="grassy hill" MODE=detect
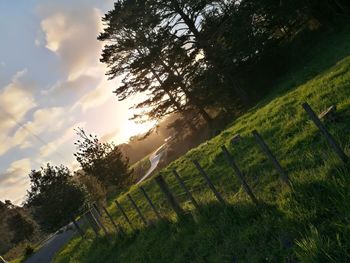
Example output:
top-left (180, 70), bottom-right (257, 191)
top-left (54, 26), bottom-right (350, 262)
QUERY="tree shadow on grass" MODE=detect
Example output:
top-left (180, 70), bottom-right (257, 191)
top-left (63, 202), bottom-right (299, 263)
top-left (57, 163), bottom-right (350, 263)
top-left (286, 161), bottom-right (350, 228)
top-left (53, 236), bottom-right (87, 263)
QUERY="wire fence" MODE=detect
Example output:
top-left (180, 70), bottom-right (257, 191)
top-left (71, 102), bottom-right (349, 240)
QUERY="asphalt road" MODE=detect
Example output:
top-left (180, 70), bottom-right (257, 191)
top-left (24, 225), bottom-right (77, 263)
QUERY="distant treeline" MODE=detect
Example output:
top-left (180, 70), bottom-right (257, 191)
top-left (98, 0), bottom-right (350, 130)
top-left (0, 200), bottom-right (40, 257)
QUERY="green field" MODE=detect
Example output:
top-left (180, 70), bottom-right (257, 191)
top-left (54, 26), bottom-right (350, 262)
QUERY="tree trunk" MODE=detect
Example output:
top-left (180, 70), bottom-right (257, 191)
top-left (171, 0), bottom-right (201, 39)
top-left (136, 48), bottom-right (197, 132)
top-left (156, 56), bottom-right (213, 125)
top-left (177, 82), bottom-right (212, 124)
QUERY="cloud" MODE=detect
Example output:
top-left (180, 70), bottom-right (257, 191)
top-left (39, 121), bottom-right (86, 159)
top-left (39, 5), bottom-right (103, 80)
top-left (0, 159), bottom-right (31, 186)
top-left (0, 159), bottom-right (31, 205)
top-left (0, 70), bottom-right (37, 155)
top-left (0, 70), bottom-right (36, 132)
top-left (13, 106), bottom-right (71, 149)
top-left (72, 76), bottom-right (114, 112)
top-left (24, 107), bottom-right (66, 133)
top-left (37, 1), bottom-right (118, 111)
top-left (41, 74), bottom-right (99, 97)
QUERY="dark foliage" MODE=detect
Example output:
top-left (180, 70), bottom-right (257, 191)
top-left (99, 0), bottom-right (350, 118)
top-left (24, 245), bottom-right (34, 257)
top-left (74, 128), bottom-right (132, 189)
top-left (98, 0), bottom-right (212, 126)
top-left (0, 200), bottom-right (38, 255)
top-left (6, 212), bottom-right (35, 243)
top-left (25, 164), bottom-right (87, 232)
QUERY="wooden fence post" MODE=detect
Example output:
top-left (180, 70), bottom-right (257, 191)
top-left (155, 174), bottom-right (184, 217)
top-left (92, 203), bottom-right (102, 217)
top-left (72, 218), bottom-right (84, 238)
top-left (172, 169), bottom-right (199, 209)
top-left (302, 102), bottom-right (348, 163)
top-left (252, 130), bottom-right (291, 186)
top-left (114, 200), bottom-right (134, 229)
top-left (139, 186), bottom-right (162, 220)
top-left (127, 194), bottom-right (148, 226)
top-left (221, 145), bottom-right (259, 205)
top-left (102, 206), bottom-right (124, 234)
top-left (192, 160), bottom-right (225, 205)
top-left (91, 206), bottom-right (108, 235)
top-left (84, 211), bottom-right (100, 237)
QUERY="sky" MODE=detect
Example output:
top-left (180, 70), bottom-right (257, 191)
top-left (0, 0), bottom-right (154, 205)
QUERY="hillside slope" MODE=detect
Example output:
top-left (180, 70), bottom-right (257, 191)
top-left (55, 26), bottom-right (350, 263)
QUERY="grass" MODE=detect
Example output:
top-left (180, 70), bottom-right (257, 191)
top-left (54, 25), bottom-right (350, 262)
top-left (10, 244), bottom-right (40, 263)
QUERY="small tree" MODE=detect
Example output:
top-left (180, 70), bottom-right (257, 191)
top-left (74, 128), bottom-right (132, 190)
top-left (25, 164), bottom-right (87, 232)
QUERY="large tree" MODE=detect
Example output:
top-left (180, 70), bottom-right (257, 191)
top-left (74, 128), bottom-right (132, 189)
top-left (98, 0), bottom-right (212, 128)
top-left (25, 164), bottom-right (87, 232)
top-left (144, 0), bottom-right (251, 106)
top-left (100, 0), bottom-right (350, 119)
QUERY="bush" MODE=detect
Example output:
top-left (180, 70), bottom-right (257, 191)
top-left (25, 164), bottom-right (87, 232)
top-left (24, 245), bottom-right (34, 257)
top-left (74, 128), bottom-right (132, 189)
top-left (77, 174), bottom-right (107, 204)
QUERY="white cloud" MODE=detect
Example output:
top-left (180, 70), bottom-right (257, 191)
top-left (39, 5), bottom-right (103, 80)
top-left (38, 1), bottom-right (117, 111)
top-left (13, 106), bottom-right (71, 149)
top-left (41, 74), bottom-right (99, 97)
top-left (72, 76), bottom-right (113, 112)
top-left (41, 12), bottom-right (68, 52)
top-left (0, 159), bottom-right (31, 186)
top-left (0, 70), bottom-right (37, 155)
top-left (0, 70), bottom-right (36, 132)
top-left (0, 159), bottom-right (31, 204)
top-left (25, 107), bottom-right (66, 133)
top-left (39, 121), bottom-right (86, 158)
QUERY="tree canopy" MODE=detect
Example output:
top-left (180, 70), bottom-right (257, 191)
top-left (74, 128), bottom-right (132, 189)
top-left (25, 164), bottom-right (87, 232)
top-left (99, 0), bottom-right (350, 123)
top-left (98, 0), bottom-right (213, 126)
